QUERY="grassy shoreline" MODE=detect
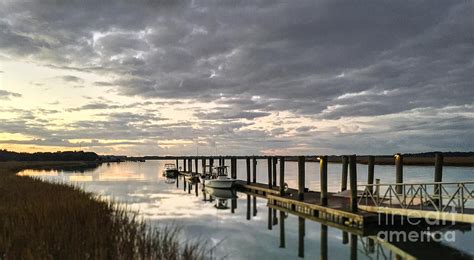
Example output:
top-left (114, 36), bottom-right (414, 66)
top-left (0, 161), bottom-right (203, 259)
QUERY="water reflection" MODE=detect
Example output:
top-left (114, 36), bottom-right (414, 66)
top-left (18, 161), bottom-right (474, 259)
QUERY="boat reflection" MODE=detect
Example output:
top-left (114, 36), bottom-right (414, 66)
top-left (204, 187), bottom-right (237, 199)
top-left (203, 186), bottom-right (237, 210)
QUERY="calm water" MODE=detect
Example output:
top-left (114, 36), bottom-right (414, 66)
top-left (19, 160), bottom-right (474, 259)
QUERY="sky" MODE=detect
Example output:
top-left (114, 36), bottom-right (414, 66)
top-left (0, 0), bottom-right (473, 156)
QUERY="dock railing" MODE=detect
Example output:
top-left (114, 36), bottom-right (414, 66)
top-left (357, 181), bottom-right (474, 213)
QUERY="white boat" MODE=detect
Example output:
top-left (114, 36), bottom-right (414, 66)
top-left (204, 166), bottom-right (236, 189)
top-left (162, 163), bottom-right (179, 178)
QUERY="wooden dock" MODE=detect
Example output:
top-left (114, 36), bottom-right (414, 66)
top-left (174, 173), bottom-right (473, 259)
top-left (234, 180), bottom-right (377, 229)
top-left (171, 152), bottom-right (474, 231)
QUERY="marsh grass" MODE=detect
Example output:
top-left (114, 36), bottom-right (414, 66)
top-left (0, 161), bottom-right (206, 259)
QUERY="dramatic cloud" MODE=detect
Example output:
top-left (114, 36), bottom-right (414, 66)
top-left (0, 0), bottom-right (472, 155)
top-left (59, 75), bottom-right (83, 83)
top-left (0, 90), bottom-right (22, 100)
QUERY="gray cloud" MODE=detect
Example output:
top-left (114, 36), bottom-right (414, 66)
top-left (0, 0), bottom-right (472, 154)
top-left (55, 2), bottom-right (473, 119)
top-left (195, 109), bottom-right (270, 120)
top-left (94, 81), bottom-right (114, 87)
top-left (58, 75), bottom-right (84, 83)
top-left (67, 102), bottom-right (121, 112)
top-left (0, 90), bottom-right (22, 100)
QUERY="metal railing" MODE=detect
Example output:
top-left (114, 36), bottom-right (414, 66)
top-left (357, 181), bottom-right (474, 213)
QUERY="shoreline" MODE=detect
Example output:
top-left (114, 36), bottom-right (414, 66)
top-left (0, 161), bottom-right (203, 259)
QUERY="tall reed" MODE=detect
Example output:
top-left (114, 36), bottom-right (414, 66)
top-left (0, 161), bottom-right (205, 259)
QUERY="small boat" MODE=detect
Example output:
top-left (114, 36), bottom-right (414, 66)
top-left (162, 163), bottom-right (179, 178)
top-left (204, 166), bottom-right (235, 189)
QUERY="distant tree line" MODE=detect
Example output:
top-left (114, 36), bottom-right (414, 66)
top-left (0, 150), bottom-right (100, 162)
top-left (403, 151), bottom-right (474, 157)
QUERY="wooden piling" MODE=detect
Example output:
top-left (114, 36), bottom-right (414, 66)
top-left (195, 158), bottom-right (198, 174)
top-left (252, 157), bottom-right (257, 183)
top-left (232, 158), bottom-right (237, 179)
top-left (272, 157), bottom-right (277, 187)
top-left (367, 156), bottom-right (375, 194)
top-left (320, 156), bottom-right (328, 206)
top-left (175, 159), bottom-right (179, 169)
top-left (267, 158), bottom-right (273, 189)
top-left (183, 159), bottom-right (187, 172)
top-left (434, 153), bottom-right (443, 208)
top-left (230, 158), bottom-right (233, 178)
top-left (395, 153), bottom-right (403, 194)
top-left (298, 156), bottom-right (305, 201)
top-left (279, 156), bottom-right (285, 196)
top-left (231, 158), bottom-right (234, 178)
top-left (375, 178), bottom-right (380, 197)
top-left (202, 158), bottom-right (206, 174)
top-left (246, 157), bottom-right (251, 184)
top-left (349, 155), bottom-right (358, 213)
top-left (210, 158), bottom-right (214, 170)
top-left (341, 156), bottom-right (348, 192)
top-left (235, 157), bottom-right (238, 179)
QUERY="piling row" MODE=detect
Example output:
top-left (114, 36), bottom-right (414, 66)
top-left (171, 152), bottom-right (447, 229)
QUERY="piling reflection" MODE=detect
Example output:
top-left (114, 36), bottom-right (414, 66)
top-left (268, 208), bottom-right (272, 230)
top-left (246, 195), bottom-right (251, 220)
top-left (231, 198), bottom-right (237, 213)
top-left (183, 182), bottom-right (474, 259)
top-left (253, 196), bottom-right (257, 216)
top-left (298, 217), bottom-right (305, 258)
top-left (350, 234), bottom-right (358, 260)
top-left (279, 211), bottom-right (286, 248)
top-left (321, 224), bottom-right (328, 260)
top-left (200, 186), bottom-right (238, 211)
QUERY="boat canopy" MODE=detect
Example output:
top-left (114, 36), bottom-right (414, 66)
top-left (213, 166), bottom-right (229, 176)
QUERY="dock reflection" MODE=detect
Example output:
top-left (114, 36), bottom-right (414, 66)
top-left (177, 176), bottom-right (473, 259)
